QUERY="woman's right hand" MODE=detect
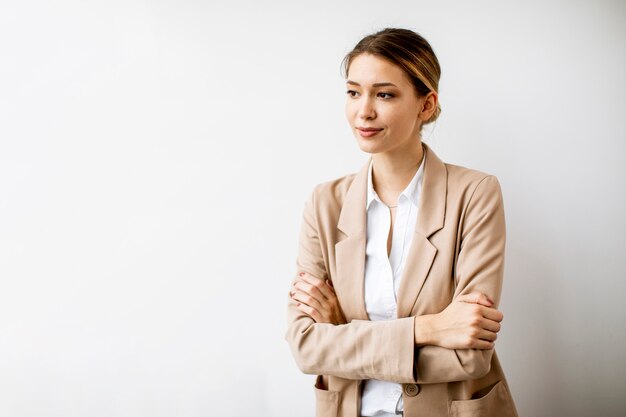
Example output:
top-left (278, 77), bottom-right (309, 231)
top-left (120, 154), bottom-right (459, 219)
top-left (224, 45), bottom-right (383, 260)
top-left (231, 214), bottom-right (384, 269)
top-left (417, 292), bottom-right (503, 350)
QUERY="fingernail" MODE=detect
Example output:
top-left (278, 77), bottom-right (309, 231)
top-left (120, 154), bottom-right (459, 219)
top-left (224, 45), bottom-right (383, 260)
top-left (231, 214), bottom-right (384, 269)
top-left (299, 272), bottom-right (305, 277)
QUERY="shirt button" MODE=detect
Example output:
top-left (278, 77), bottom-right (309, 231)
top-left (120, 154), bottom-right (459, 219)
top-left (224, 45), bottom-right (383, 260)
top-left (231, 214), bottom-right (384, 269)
top-left (403, 383), bottom-right (420, 397)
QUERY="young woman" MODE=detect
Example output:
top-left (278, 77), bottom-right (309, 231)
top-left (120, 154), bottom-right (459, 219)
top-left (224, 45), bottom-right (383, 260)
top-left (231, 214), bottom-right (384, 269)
top-left (285, 28), bottom-right (519, 417)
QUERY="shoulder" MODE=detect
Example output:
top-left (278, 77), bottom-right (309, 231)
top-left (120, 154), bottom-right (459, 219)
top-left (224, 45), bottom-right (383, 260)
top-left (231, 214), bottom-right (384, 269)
top-left (444, 162), bottom-right (503, 200)
top-left (423, 143), bottom-right (503, 201)
top-left (445, 162), bottom-right (495, 188)
top-left (305, 171), bottom-right (356, 210)
top-left (441, 163), bottom-right (504, 226)
top-left (310, 172), bottom-right (357, 203)
top-left (305, 166), bottom-right (365, 230)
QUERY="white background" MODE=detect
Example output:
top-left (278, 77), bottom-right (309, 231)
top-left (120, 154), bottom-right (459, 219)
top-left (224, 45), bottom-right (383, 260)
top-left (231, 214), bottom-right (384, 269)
top-left (1, 1), bottom-right (625, 416)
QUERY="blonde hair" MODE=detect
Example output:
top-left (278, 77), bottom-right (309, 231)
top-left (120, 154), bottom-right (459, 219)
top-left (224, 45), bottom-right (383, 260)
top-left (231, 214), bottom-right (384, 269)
top-left (341, 28), bottom-right (442, 127)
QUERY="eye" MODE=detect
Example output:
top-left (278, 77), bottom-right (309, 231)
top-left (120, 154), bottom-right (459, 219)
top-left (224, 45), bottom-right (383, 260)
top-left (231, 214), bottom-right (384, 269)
top-left (346, 89), bottom-right (359, 98)
top-left (378, 92), bottom-right (394, 99)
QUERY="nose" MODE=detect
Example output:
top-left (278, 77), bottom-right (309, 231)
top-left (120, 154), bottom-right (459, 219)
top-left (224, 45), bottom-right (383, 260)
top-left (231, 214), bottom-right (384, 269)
top-left (358, 96), bottom-right (376, 120)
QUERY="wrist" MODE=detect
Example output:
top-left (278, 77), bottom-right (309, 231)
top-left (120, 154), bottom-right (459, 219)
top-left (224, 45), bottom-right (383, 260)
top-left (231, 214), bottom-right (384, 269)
top-left (414, 314), bottom-right (437, 346)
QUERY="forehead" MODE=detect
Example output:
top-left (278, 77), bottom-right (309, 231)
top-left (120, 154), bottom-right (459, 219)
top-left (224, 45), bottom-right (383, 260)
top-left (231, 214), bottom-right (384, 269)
top-left (347, 53), bottom-right (410, 86)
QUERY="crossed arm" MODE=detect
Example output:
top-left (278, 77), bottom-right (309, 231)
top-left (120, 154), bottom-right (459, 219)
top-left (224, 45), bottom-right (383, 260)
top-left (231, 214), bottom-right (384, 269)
top-left (284, 175), bottom-right (506, 384)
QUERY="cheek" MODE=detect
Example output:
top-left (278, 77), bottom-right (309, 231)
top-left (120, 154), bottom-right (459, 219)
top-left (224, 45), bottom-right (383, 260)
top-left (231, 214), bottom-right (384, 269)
top-left (345, 102), bottom-right (355, 122)
top-left (393, 109), bottom-right (416, 131)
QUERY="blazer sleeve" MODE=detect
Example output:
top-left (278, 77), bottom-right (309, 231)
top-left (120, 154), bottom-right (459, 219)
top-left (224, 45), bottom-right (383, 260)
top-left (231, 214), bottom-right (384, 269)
top-left (413, 175), bottom-right (507, 383)
top-left (284, 186), bottom-right (418, 383)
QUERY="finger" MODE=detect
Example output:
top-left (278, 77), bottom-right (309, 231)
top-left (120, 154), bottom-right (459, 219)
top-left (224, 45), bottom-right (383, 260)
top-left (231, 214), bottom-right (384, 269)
top-left (293, 271), bottom-right (322, 285)
top-left (477, 328), bottom-right (498, 342)
top-left (471, 338), bottom-right (495, 350)
top-left (298, 273), bottom-right (334, 301)
top-left (479, 306), bottom-right (504, 322)
top-left (295, 301), bottom-right (323, 323)
top-left (291, 283), bottom-right (333, 317)
top-left (479, 317), bottom-right (502, 333)
top-left (291, 272), bottom-right (309, 286)
top-left (291, 289), bottom-right (324, 312)
top-left (458, 292), bottom-right (493, 307)
top-left (293, 280), bottom-right (327, 304)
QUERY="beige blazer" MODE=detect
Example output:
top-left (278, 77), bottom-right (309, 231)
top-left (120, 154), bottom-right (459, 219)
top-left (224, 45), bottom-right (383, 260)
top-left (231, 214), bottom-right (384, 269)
top-left (285, 143), bottom-right (519, 417)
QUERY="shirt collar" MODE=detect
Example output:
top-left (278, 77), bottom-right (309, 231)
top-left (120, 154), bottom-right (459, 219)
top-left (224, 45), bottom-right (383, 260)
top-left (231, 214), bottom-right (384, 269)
top-left (366, 152), bottom-right (426, 211)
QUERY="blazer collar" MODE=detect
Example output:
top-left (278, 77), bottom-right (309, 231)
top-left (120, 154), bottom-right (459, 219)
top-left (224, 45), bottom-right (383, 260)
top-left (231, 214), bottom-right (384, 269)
top-left (337, 142), bottom-right (447, 238)
top-left (334, 142), bottom-right (448, 319)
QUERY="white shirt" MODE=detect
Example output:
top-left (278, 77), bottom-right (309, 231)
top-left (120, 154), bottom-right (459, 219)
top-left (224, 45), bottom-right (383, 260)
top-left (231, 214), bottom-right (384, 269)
top-left (360, 153), bottom-right (425, 416)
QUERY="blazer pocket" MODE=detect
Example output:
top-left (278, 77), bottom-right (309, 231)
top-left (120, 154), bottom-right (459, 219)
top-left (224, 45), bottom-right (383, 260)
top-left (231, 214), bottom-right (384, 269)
top-left (449, 380), bottom-right (516, 417)
top-left (314, 375), bottom-right (340, 417)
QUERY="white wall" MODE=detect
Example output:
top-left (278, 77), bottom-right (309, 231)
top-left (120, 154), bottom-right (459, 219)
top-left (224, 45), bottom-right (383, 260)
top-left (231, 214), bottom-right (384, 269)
top-left (1, 1), bottom-right (624, 416)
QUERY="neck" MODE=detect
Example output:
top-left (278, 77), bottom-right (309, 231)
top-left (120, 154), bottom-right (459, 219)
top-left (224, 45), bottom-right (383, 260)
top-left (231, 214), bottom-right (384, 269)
top-left (371, 142), bottom-right (424, 196)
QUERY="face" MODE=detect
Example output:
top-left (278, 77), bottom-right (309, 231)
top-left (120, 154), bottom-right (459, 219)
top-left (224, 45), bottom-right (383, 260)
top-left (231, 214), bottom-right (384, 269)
top-left (345, 53), bottom-right (431, 155)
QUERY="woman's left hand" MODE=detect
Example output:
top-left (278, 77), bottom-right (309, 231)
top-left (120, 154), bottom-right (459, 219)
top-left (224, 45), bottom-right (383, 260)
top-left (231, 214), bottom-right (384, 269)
top-left (290, 272), bottom-right (347, 325)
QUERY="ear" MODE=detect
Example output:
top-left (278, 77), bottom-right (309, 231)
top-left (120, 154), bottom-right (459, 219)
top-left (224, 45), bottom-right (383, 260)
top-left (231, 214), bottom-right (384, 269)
top-left (418, 91), bottom-right (438, 122)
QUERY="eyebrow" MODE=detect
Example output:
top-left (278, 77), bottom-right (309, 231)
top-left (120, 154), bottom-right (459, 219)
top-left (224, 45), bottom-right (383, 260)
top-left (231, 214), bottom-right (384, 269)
top-left (346, 80), bottom-right (398, 88)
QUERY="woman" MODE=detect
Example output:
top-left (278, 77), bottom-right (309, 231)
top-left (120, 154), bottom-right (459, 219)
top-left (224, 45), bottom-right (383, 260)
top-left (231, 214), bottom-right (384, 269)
top-left (285, 28), bottom-right (519, 417)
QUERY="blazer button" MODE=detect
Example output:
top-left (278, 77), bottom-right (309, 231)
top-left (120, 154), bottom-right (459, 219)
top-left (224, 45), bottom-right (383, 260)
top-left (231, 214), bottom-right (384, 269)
top-left (404, 383), bottom-right (420, 397)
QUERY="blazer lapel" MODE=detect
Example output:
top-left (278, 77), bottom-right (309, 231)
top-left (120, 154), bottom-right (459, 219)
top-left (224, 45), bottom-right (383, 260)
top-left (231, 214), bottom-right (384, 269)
top-left (396, 143), bottom-right (447, 317)
top-left (335, 157), bottom-right (370, 321)
top-left (334, 143), bottom-right (448, 321)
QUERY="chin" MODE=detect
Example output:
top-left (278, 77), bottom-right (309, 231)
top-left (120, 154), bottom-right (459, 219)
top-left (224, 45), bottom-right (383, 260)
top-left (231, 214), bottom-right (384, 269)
top-left (355, 136), bottom-right (387, 154)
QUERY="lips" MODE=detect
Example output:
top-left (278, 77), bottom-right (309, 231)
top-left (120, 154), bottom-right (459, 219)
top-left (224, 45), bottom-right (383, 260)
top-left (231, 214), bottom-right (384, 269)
top-left (357, 127), bottom-right (383, 138)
